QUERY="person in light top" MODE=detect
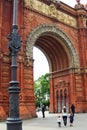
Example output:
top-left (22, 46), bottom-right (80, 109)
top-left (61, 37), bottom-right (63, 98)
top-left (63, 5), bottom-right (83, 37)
top-left (57, 114), bottom-right (62, 127)
top-left (62, 106), bottom-right (68, 126)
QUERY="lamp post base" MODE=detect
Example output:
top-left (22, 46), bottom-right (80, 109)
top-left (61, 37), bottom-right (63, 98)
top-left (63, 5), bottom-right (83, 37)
top-left (6, 118), bottom-right (22, 130)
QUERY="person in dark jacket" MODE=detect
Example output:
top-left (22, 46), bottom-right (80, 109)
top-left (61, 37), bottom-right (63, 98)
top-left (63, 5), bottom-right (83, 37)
top-left (42, 105), bottom-right (45, 118)
top-left (69, 112), bottom-right (74, 127)
top-left (71, 104), bottom-right (75, 116)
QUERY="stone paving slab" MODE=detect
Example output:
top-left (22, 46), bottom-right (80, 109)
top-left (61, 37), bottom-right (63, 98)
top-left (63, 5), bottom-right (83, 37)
top-left (0, 111), bottom-right (87, 130)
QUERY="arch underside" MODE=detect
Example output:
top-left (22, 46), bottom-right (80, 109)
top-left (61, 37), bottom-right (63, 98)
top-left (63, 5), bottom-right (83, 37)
top-left (26, 24), bottom-right (80, 71)
top-left (35, 35), bottom-right (69, 72)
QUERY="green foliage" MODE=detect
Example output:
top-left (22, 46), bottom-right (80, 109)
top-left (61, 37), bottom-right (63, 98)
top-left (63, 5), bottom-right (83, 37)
top-left (35, 100), bottom-right (40, 107)
top-left (34, 73), bottom-right (50, 107)
top-left (42, 100), bottom-right (50, 107)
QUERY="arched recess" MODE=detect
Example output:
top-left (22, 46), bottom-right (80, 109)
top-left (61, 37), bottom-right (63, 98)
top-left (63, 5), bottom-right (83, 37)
top-left (26, 24), bottom-right (80, 70)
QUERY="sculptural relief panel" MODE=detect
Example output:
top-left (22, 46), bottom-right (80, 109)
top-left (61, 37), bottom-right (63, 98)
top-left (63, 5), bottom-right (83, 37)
top-left (24, 0), bottom-right (77, 27)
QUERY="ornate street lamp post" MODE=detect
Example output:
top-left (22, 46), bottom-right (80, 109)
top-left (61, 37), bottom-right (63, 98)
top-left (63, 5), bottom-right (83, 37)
top-left (6, 0), bottom-right (22, 130)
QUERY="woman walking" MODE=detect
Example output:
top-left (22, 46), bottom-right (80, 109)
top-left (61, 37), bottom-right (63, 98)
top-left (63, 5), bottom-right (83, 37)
top-left (62, 106), bottom-right (67, 126)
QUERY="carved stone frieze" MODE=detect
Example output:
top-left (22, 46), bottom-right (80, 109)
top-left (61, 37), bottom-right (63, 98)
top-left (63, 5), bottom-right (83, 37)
top-left (24, 0), bottom-right (77, 27)
top-left (49, 3), bottom-right (57, 17)
top-left (26, 24), bottom-right (80, 67)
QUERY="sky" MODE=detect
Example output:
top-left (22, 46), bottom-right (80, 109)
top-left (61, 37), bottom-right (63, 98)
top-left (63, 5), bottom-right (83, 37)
top-left (60, 0), bottom-right (87, 7)
top-left (33, 47), bottom-right (49, 80)
top-left (33, 0), bottom-right (87, 80)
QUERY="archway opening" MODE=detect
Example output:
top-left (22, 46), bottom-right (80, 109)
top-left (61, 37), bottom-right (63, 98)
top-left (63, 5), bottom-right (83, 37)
top-left (33, 47), bottom-right (50, 111)
top-left (33, 34), bottom-right (70, 112)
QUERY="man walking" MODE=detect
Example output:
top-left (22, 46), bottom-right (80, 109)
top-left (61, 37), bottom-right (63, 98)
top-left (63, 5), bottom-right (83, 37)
top-left (42, 105), bottom-right (45, 118)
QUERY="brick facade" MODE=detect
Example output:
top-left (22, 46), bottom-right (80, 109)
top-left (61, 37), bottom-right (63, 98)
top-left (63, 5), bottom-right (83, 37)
top-left (0, 0), bottom-right (87, 120)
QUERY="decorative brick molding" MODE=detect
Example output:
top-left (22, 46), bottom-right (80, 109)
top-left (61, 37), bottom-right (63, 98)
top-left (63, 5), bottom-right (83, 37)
top-left (26, 24), bottom-right (80, 67)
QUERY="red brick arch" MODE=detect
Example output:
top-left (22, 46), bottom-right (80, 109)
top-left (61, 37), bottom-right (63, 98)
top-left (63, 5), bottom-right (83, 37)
top-left (0, 0), bottom-right (87, 120)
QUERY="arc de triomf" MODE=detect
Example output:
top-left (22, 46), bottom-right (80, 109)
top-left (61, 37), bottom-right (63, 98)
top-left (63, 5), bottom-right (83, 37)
top-left (0, 0), bottom-right (87, 120)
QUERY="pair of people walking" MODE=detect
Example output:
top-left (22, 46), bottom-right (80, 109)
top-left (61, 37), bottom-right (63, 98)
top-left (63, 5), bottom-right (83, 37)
top-left (57, 106), bottom-right (67, 127)
top-left (57, 105), bottom-right (74, 127)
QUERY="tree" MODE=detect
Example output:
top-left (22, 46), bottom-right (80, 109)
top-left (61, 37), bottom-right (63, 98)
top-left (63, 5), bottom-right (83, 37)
top-left (34, 73), bottom-right (50, 107)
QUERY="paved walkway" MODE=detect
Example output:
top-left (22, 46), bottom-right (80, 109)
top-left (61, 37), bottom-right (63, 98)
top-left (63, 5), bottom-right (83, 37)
top-left (0, 111), bottom-right (87, 130)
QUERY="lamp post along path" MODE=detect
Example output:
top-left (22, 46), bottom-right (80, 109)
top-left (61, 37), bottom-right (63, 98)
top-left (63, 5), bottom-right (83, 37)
top-left (6, 0), bottom-right (22, 130)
